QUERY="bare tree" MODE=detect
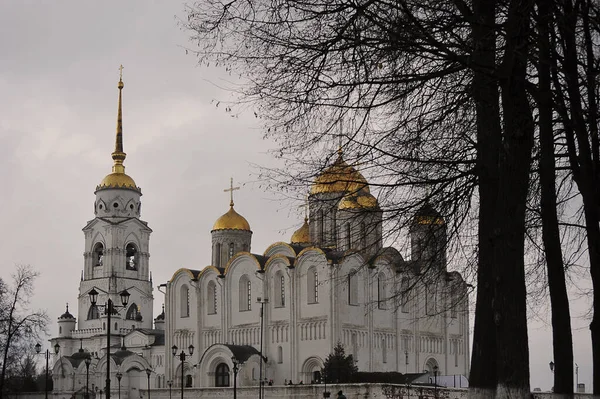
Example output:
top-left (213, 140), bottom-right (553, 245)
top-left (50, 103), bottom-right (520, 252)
top-left (0, 265), bottom-right (50, 399)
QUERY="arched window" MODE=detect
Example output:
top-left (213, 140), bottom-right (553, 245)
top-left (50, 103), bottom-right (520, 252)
top-left (319, 210), bottom-right (324, 242)
top-left (332, 211), bottom-right (337, 243)
top-left (180, 285), bottom-right (190, 318)
top-left (242, 243), bottom-right (248, 252)
top-left (377, 273), bottom-right (386, 310)
top-left (114, 322), bottom-right (118, 330)
top-left (126, 243), bottom-right (138, 270)
top-left (228, 243), bottom-right (235, 260)
top-left (307, 266), bottom-right (318, 304)
top-left (277, 346), bottom-right (283, 363)
top-left (348, 269), bottom-right (358, 305)
top-left (215, 363), bottom-right (230, 387)
top-left (59, 326), bottom-right (62, 334)
top-left (207, 281), bottom-right (217, 315)
top-left (87, 305), bottom-right (99, 320)
top-left (186, 375), bottom-right (192, 387)
top-left (382, 338), bottom-right (387, 363)
top-left (215, 243), bottom-right (221, 267)
top-left (361, 222), bottom-right (367, 249)
top-left (126, 303), bottom-right (140, 320)
top-left (274, 272), bottom-right (285, 308)
top-left (239, 275), bottom-right (251, 311)
top-left (93, 243), bottom-right (104, 266)
top-left (401, 278), bottom-right (410, 313)
top-left (450, 284), bottom-right (458, 319)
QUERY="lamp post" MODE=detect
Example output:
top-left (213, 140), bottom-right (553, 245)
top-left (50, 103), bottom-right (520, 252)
top-left (146, 369), bottom-right (152, 399)
top-left (433, 365), bottom-right (439, 399)
top-left (167, 380), bottom-right (172, 399)
top-left (172, 344), bottom-right (194, 399)
top-left (256, 297), bottom-right (269, 399)
top-left (116, 372), bottom-right (122, 399)
top-left (85, 356), bottom-right (92, 399)
top-left (575, 363), bottom-right (579, 391)
top-left (88, 288), bottom-right (130, 399)
top-left (35, 342), bottom-right (60, 399)
top-left (232, 356), bottom-right (240, 399)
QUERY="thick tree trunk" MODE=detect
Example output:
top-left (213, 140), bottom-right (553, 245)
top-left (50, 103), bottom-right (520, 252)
top-left (493, 0), bottom-right (534, 397)
top-left (537, 0), bottom-right (574, 395)
top-left (469, 1), bottom-right (501, 398)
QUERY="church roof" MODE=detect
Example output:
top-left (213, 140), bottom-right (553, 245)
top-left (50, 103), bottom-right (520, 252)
top-left (59, 304), bottom-right (75, 320)
top-left (290, 218), bottom-right (311, 245)
top-left (225, 344), bottom-right (265, 363)
top-left (310, 151), bottom-right (369, 195)
top-left (212, 205), bottom-right (251, 232)
top-left (413, 203), bottom-right (444, 225)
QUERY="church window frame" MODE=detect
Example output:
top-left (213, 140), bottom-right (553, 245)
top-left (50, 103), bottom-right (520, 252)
top-left (93, 242), bottom-right (104, 266)
top-left (401, 277), bottom-right (410, 313)
top-left (87, 305), bottom-right (100, 320)
top-left (332, 211), bottom-right (337, 244)
top-left (274, 271), bottom-right (285, 308)
top-left (318, 210), bottom-right (324, 242)
top-left (360, 222), bottom-right (367, 250)
top-left (277, 346), bottom-right (283, 363)
top-left (180, 285), bottom-right (190, 318)
top-left (125, 242), bottom-right (138, 271)
top-left (450, 284), bottom-right (458, 319)
top-left (348, 269), bottom-right (359, 306)
top-left (425, 284), bottom-right (436, 315)
top-left (345, 223), bottom-right (351, 249)
top-left (307, 266), bottom-right (318, 304)
top-left (215, 363), bottom-right (230, 387)
top-left (239, 275), bottom-right (251, 312)
top-left (382, 338), bottom-right (387, 363)
top-left (207, 281), bottom-right (217, 315)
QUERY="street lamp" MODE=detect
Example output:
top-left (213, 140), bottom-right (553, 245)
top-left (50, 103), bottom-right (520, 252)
top-left (146, 369), bottom-right (152, 399)
top-left (35, 342), bottom-right (60, 399)
top-left (231, 356), bottom-right (240, 399)
top-left (575, 363), bottom-right (579, 391)
top-left (256, 297), bottom-right (269, 399)
top-left (85, 356), bottom-right (92, 399)
top-left (88, 288), bottom-right (130, 399)
top-left (433, 365), bottom-right (439, 399)
top-left (116, 372), bottom-right (122, 399)
top-left (172, 344), bottom-right (194, 399)
top-left (167, 380), bottom-right (172, 399)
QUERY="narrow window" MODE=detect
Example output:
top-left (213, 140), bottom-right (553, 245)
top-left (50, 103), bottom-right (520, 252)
top-left (382, 338), bottom-right (387, 363)
top-left (401, 278), bottom-right (410, 313)
top-left (239, 276), bottom-right (251, 311)
top-left (277, 346), bottom-right (283, 364)
top-left (215, 243), bottom-right (221, 267)
top-left (377, 273), bottom-right (386, 310)
top-left (450, 285), bottom-right (458, 319)
top-left (346, 223), bottom-right (351, 249)
top-left (332, 211), bottom-right (337, 244)
top-left (361, 222), bottom-right (367, 250)
top-left (319, 210), bottom-right (324, 242)
top-left (126, 303), bottom-right (140, 320)
top-left (425, 284), bottom-right (436, 315)
top-left (87, 305), bottom-right (100, 320)
top-left (348, 270), bottom-right (358, 305)
top-left (307, 267), bottom-right (318, 304)
top-left (242, 243), bottom-right (248, 252)
top-left (180, 285), bottom-right (189, 318)
top-left (59, 326), bottom-right (62, 334)
top-left (207, 281), bottom-right (217, 315)
top-left (274, 272), bottom-right (285, 308)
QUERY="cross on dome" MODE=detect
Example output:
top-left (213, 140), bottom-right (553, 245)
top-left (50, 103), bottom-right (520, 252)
top-left (224, 177), bottom-right (240, 207)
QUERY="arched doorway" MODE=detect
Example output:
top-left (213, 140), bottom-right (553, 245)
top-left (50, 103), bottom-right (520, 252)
top-left (215, 363), bottom-right (230, 387)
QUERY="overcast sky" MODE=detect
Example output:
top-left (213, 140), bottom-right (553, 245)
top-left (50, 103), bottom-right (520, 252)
top-left (0, 0), bottom-right (593, 393)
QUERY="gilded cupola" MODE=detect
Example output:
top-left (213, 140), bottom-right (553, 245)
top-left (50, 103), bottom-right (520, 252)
top-left (310, 150), bottom-right (369, 195)
top-left (338, 191), bottom-right (379, 210)
top-left (212, 179), bottom-right (251, 232)
top-left (290, 217), bottom-right (311, 245)
top-left (96, 69), bottom-right (141, 193)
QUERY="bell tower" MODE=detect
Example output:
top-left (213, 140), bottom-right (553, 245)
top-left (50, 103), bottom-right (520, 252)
top-left (77, 69), bottom-right (154, 334)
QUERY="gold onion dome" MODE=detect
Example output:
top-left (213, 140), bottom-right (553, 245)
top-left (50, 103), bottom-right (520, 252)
top-left (96, 68), bottom-right (141, 193)
top-left (310, 151), bottom-right (369, 195)
top-left (290, 218), bottom-right (311, 244)
top-left (212, 205), bottom-right (251, 231)
top-left (338, 191), bottom-right (379, 210)
top-left (414, 203), bottom-right (445, 225)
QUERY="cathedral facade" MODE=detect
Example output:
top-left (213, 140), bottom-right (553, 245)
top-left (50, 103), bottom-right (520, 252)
top-left (50, 77), bottom-right (470, 399)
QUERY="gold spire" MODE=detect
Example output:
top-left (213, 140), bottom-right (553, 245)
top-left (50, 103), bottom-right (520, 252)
top-left (212, 178), bottom-right (251, 231)
top-left (96, 66), bottom-right (140, 193)
top-left (112, 64), bottom-right (126, 174)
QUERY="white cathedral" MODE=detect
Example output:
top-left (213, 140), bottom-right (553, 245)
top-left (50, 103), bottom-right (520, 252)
top-left (50, 76), bottom-right (470, 399)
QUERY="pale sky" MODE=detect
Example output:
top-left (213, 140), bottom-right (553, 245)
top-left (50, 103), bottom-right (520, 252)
top-left (0, 0), bottom-right (593, 393)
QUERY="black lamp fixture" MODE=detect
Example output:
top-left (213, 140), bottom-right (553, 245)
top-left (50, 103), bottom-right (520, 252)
top-left (88, 288), bottom-right (130, 399)
top-left (231, 356), bottom-right (240, 399)
top-left (172, 344), bottom-right (194, 399)
top-left (432, 365), bottom-right (439, 399)
top-left (116, 372), bottom-right (123, 399)
top-left (35, 342), bottom-right (60, 399)
top-left (549, 361), bottom-right (555, 372)
top-left (167, 380), bottom-right (172, 399)
top-left (146, 369), bottom-right (152, 399)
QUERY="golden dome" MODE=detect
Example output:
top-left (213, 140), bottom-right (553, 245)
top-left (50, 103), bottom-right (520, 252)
top-left (338, 192), bottom-right (379, 210)
top-left (98, 172), bottom-right (139, 191)
top-left (291, 218), bottom-right (311, 244)
top-left (310, 153), bottom-right (369, 195)
top-left (212, 206), bottom-right (251, 231)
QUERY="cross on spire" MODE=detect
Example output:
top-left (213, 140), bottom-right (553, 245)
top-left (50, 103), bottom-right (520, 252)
top-left (224, 177), bottom-right (240, 207)
top-left (119, 64), bottom-right (124, 81)
top-left (299, 195), bottom-right (309, 221)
